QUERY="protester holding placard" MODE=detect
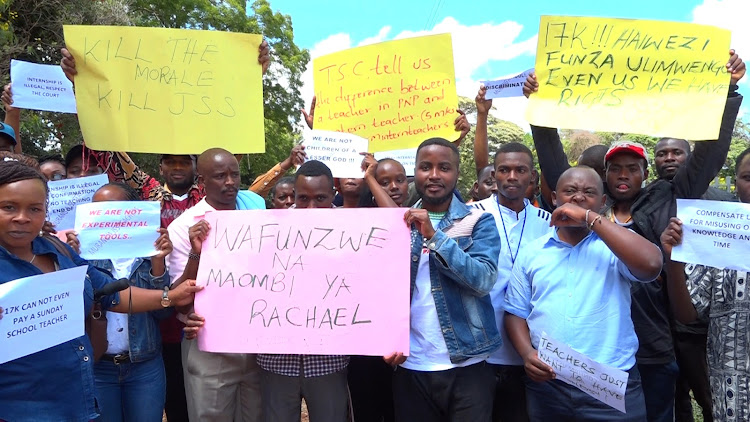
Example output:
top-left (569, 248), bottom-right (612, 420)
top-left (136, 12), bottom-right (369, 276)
top-left (166, 148), bottom-right (265, 422)
top-left (653, 136), bottom-right (729, 422)
top-left (505, 166), bottom-right (662, 420)
top-left (65, 182), bottom-right (174, 422)
top-left (655, 137), bottom-right (735, 206)
top-left (660, 148), bottom-right (750, 422)
top-left (59, 42), bottom-right (305, 419)
top-left (524, 49), bottom-right (744, 422)
top-left (470, 142), bottom-right (554, 422)
top-left (0, 160), bottom-right (201, 422)
top-left (392, 138), bottom-right (501, 421)
top-left (256, 160), bottom-right (350, 422)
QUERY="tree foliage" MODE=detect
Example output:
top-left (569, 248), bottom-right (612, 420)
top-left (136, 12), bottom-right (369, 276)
top-left (456, 96), bottom-right (529, 198)
top-left (0, 0), bottom-right (308, 184)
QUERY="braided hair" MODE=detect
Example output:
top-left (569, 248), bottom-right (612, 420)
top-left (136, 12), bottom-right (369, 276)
top-left (0, 152), bottom-right (40, 169)
top-left (0, 160), bottom-right (48, 193)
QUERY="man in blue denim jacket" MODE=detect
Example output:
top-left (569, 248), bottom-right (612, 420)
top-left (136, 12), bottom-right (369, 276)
top-left (393, 138), bottom-right (502, 422)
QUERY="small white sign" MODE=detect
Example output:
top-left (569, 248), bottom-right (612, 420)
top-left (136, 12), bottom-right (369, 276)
top-left (303, 130), bottom-right (369, 178)
top-left (374, 148), bottom-right (417, 177)
top-left (672, 198), bottom-right (750, 271)
top-left (10, 60), bottom-right (77, 114)
top-left (538, 331), bottom-right (629, 413)
top-left (75, 201), bottom-right (161, 259)
top-left (48, 174), bottom-right (109, 231)
top-left (0, 266), bottom-right (87, 364)
top-left (481, 68), bottom-right (534, 99)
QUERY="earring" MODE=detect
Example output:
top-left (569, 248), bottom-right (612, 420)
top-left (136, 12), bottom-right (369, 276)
top-left (39, 230), bottom-right (44, 237)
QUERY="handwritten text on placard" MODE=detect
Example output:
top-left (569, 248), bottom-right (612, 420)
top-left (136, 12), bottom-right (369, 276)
top-left (313, 34), bottom-right (458, 153)
top-left (63, 25), bottom-right (265, 154)
top-left (526, 16), bottom-right (731, 140)
top-left (194, 208), bottom-right (411, 355)
top-left (538, 332), bottom-right (629, 413)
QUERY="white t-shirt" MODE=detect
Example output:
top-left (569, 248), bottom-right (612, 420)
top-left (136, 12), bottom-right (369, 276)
top-left (105, 258), bottom-right (137, 354)
top-left (401, 213), bottom-right (486, 371)
top-left (472, 196), bottom-right (553, 365)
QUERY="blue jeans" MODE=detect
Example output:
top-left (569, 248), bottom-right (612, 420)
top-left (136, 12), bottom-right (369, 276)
top-left (525, 366), bottom-right (646, 421)
top-left (638, 361), bottom-right (679, 422)
top-left (94, 355), bottom-right (166, 422)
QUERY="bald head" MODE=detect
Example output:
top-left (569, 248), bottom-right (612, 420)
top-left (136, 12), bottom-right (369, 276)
top-left (577, 145), bottom-right (608, 180)
top-left (557, 166), bottom-right (603, 193)
top-left (197, 148), bottom-right (237, 176)
top-left (197, 148), bottom-right (240, 209)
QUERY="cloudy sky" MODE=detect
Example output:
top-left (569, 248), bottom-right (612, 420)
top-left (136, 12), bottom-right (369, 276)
top-left (270, 0), bottom-right (749, 130)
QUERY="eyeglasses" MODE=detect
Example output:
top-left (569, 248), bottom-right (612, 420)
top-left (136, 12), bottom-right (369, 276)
top-left (49, 173), bottom-right (66, 181)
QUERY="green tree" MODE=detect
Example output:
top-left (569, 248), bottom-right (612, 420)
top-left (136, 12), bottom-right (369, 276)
top-left (456, 96), bottom-right (527, 199)
top-left (1, 0), bottom-right (308, 185)
top-left (0, 0), bottom-right (133, 159)
top-left (129, 0), bottom-right (309, 183)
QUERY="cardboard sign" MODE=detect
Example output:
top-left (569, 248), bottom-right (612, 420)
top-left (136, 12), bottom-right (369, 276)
top-left (194, 208), bottom-right (411, 356)
top-left (526, 16), bottom-right (731, 140)
top-left (63, 25), bottom-right (265, 154)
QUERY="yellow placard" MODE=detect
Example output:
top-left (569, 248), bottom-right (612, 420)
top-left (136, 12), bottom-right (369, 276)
top-left (63, 25), bottom-right (265, 154)
top-left (526, 16), bottom-right (731, 140)
top-left (313, 34), bottom-right (459, 153)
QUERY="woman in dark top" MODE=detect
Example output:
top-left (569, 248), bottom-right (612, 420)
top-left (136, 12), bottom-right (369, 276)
top-left (0, 161), bottom-right (201, 422)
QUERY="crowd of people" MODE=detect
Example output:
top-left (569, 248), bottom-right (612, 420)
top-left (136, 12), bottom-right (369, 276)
top-left (0, 36), bottom-right (747, 422)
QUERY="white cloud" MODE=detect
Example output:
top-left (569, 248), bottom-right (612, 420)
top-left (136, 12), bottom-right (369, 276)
top-left (298, 16), bottom-right (537, 133)
top-left (692, 0), bottom-right (750, 90)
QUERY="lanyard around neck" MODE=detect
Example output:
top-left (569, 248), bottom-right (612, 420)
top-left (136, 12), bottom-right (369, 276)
top-left (497, 198), bottom-right (526, 266)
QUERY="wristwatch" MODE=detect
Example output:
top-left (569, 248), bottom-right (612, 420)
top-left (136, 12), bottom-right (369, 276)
top-left (161, 286), bottom-right (171, 308)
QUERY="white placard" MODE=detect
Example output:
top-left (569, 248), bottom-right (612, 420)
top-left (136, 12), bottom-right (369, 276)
top-left (48, 174), bottom-right (109, 231)
top-left (481, 68), bottom-right (534, 99)
top-left (0, 266), bottom-right (87, 364)
top-left (538, 331), bottom-right (629, 413)
top-left (10, 59), bottom-right (77, 113)
top-left (374, 147), bottom-right (417, 177)
top-left (302, 130), bottom-right (369, 178)
top-left (75, 201), bottom-right (161, 259)
top-left (672, 198), bottom-right (750, 271)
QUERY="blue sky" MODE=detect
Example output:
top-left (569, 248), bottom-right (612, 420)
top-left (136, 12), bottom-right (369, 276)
top-left (268, 0), bottom-right (748, 128)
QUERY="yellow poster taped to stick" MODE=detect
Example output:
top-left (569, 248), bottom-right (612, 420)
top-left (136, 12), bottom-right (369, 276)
top-left (526, 16), bottom-right (731, 140)
top-left (313, 34), bottom-right (458, 153)
top-left (63, 25), bottom-right (265, 154)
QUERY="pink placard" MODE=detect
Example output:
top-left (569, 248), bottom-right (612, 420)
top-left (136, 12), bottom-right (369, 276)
top-left (194, 208), bottom-right (411, 356)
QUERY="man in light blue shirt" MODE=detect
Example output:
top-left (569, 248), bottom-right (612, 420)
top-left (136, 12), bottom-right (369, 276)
top-left (505, 166), bottom-right (662, 421)
top-left (472, 142), bottom-right (553, 422)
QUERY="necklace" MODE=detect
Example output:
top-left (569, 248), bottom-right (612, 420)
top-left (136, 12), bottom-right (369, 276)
top-left (609, 212), bottom-right (632, 224)
top-left (498, 198), bottom-right (527, 266)
top-left (28, 254), bottom-right (37, 264)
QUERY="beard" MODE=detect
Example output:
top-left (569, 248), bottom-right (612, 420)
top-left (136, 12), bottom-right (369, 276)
top-left (415, 183), bottom-right (454, 206)
top-left (168, 176), bottom-right (194, 191)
